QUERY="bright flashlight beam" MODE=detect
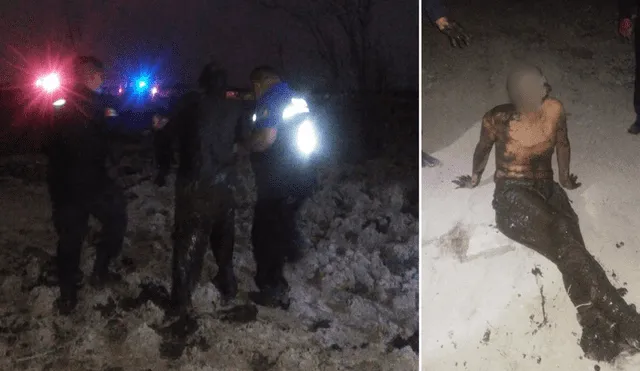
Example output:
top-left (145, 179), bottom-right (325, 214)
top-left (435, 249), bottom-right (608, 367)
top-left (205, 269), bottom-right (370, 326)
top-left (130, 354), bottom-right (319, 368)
top-left (296, 120), bottom-right (317, 155)
top-left (37, 73), bottom-right (61, 93)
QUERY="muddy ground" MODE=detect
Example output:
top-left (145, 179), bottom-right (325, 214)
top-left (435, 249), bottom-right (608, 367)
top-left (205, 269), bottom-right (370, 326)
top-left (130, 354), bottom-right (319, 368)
top-left (0, 101), bottom-right (419, 371)
top-left (423, 0), bottom-right (640, 370)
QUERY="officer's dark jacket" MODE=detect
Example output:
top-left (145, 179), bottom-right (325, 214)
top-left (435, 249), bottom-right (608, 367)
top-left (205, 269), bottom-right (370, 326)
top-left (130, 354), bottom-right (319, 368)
top-left (250, 82), bottom-right (317, 199)
top-left (157, 90), bottom-right (246, 185)
top-left (43, 84), bottom-right (122, 203)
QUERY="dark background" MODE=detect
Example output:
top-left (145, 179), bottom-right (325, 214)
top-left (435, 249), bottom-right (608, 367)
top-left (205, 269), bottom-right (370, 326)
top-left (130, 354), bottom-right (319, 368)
top-left (0, 0), bottom-right (418, 90)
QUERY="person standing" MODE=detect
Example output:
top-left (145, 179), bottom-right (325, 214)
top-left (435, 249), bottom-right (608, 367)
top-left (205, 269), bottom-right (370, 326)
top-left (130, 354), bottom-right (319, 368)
top-left (43, 56), bottom-right (127, 314)
top-left (152, 63), bottom-right (245, 315)
top-left (241, 66), bottom-right (318, 309)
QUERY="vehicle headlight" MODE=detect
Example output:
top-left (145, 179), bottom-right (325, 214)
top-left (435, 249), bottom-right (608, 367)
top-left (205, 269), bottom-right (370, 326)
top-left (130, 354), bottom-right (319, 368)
top-left (283, 98), bottom-right (310, 120)
top-left (296, 119), bottom-right (317, 155)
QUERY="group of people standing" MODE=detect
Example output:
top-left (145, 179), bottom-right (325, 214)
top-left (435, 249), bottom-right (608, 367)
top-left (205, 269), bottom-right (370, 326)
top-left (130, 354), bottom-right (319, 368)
top-left (44, 57), bottom-right (317, 316)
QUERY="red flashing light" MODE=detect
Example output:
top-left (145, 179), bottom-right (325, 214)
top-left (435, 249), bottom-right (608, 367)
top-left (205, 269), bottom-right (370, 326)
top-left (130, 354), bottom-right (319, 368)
top-left (36, 73), bottom-right (61, 93)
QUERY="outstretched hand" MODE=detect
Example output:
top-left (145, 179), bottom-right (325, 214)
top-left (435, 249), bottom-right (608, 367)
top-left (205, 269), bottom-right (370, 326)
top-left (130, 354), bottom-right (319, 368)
top-left (560, 173), bottom-right (581, 190)
top-left (441, 21), bottom-right (470, 48)
top-left (452, 174), bottom-right (479, 189)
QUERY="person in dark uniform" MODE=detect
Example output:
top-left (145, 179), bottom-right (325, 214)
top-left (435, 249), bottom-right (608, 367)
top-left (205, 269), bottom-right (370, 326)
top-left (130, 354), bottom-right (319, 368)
top-left (618, 0), bottom-right (640, 134)
top-left (422, 0), bottom-right (470, 168)
top-left (240, 66), bottom-right (318, 309)
top-left (43, 56), bottom-right (127, 315)
top-left (152, 63), bottom-right (246, 315)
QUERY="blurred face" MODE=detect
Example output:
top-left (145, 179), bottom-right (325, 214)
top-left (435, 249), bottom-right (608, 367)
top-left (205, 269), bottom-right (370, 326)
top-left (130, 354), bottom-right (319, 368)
top-left (86, 70), bottom-right (104, 92)
top-left (507, 70), bottom-right (549, 112)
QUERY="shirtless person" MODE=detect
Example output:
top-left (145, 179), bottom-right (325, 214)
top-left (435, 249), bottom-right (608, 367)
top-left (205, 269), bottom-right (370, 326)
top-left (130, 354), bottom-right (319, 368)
top-left (453, 64), bottom-right (640, 358)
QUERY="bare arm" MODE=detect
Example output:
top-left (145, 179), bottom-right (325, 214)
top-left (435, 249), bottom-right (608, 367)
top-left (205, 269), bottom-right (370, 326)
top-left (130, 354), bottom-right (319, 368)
top-left (555, 111), bottom-right (571, 182)
top-left (471, 112), bottom-right (497, 182)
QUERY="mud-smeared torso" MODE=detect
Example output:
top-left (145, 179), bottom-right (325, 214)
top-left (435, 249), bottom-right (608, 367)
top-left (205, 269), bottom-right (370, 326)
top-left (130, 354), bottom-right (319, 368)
top-left (489, 99), bottom-right (564, 181)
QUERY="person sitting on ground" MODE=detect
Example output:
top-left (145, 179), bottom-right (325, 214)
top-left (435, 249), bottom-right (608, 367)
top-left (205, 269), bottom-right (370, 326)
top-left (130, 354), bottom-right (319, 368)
top-left (454, 64), bottom-right (640, 358)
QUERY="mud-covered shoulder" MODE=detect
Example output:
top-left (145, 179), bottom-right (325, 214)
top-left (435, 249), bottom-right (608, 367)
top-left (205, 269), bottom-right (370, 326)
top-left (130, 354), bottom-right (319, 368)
top-left (484, 103), bottom-right (516, 125)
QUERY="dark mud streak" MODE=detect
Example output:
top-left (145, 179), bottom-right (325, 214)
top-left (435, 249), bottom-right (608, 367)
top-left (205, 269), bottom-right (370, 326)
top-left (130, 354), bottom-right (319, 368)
top-left (530, 266), bottom-right (548, 333)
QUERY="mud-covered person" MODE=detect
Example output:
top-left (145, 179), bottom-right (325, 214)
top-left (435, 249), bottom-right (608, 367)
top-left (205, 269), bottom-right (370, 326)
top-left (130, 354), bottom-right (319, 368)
top-left (422, 0), bottom-right (470, 168)
top-left (618, 0), bottom-right (640, 134)
top-left (152, 63), bottom-right (246, 316)
top-left (453, 64), bottom-right (640, 359)
top-left (239, 66), bottom-right (318, 309)
top-left (42, 56), bottom-right (128, 315)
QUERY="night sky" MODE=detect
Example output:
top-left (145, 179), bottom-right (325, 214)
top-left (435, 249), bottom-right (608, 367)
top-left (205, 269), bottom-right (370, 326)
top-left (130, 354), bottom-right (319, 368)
top-left (0, 0), bottom-right (417, 89)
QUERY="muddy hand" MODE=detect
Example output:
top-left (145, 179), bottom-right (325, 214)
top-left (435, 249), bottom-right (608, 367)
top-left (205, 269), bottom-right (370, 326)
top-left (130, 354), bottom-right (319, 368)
top-left (452, 174), bottom-right (478, 189)
top-left (619, 18), bottom-right (633, 40)
top-left (441, 21), bottom-right (470, 48)
top-left (560, 174), bottom-right (581, 190)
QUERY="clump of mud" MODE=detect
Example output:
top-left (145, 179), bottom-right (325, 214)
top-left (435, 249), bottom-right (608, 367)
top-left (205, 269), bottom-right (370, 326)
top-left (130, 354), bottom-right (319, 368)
top-left (0, 151), bottom-right (418, 370)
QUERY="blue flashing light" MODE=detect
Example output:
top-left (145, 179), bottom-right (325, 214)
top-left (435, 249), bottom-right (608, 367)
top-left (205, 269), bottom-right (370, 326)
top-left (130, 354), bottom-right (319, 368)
top-left (137, 80), bottom-right (148, 89)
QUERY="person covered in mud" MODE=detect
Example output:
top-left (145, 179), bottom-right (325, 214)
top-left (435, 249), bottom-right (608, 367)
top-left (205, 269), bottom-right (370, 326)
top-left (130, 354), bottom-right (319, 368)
top-left (151, 62), bottom-right (246, 315)
top-left (453, 64), bottom-right (640, 359)
top-left (239, 66), bottom-right (318, 309)
top-left (42, 56), bottom-right (128, 315)
top-left (618, 0), bottom-right (640, 134)
top-left (422, 0), bottom-right (470, 168)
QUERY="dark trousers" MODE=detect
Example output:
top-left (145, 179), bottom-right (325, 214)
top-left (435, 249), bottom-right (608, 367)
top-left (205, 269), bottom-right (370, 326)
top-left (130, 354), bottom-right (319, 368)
top-left (251, 196), bottom-right (305, 290)
top-left (493, 179), bottom-right (637, 324)
top-left (51, 183), bottom-right (127, 296)
top-left (154, 128), bottom-right (173, 175)
top-left (171, 181), bottom-right (236, 310)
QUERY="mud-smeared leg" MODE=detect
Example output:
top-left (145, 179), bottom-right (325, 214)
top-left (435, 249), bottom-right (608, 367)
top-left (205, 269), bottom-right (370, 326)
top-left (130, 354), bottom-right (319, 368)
top-left (171, 222), bottom-right (210, 316)
top-left (547, 184), bottom-right (640, 348)
top-left (210, 206), bottom-right (238, 301)
top-left (494, 183), bottom-right (640, 353)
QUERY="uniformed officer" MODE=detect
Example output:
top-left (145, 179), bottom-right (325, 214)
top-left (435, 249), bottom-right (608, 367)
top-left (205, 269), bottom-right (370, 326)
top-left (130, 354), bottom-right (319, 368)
top-left (241, 66), bottom-right (318, 309)
top-left (43, 56), bottom-right (127, 314)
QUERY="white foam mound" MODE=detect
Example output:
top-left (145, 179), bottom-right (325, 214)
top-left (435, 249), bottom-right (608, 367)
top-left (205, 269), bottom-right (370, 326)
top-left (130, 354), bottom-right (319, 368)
top-left (422, 118), bottom-right (640, 370)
